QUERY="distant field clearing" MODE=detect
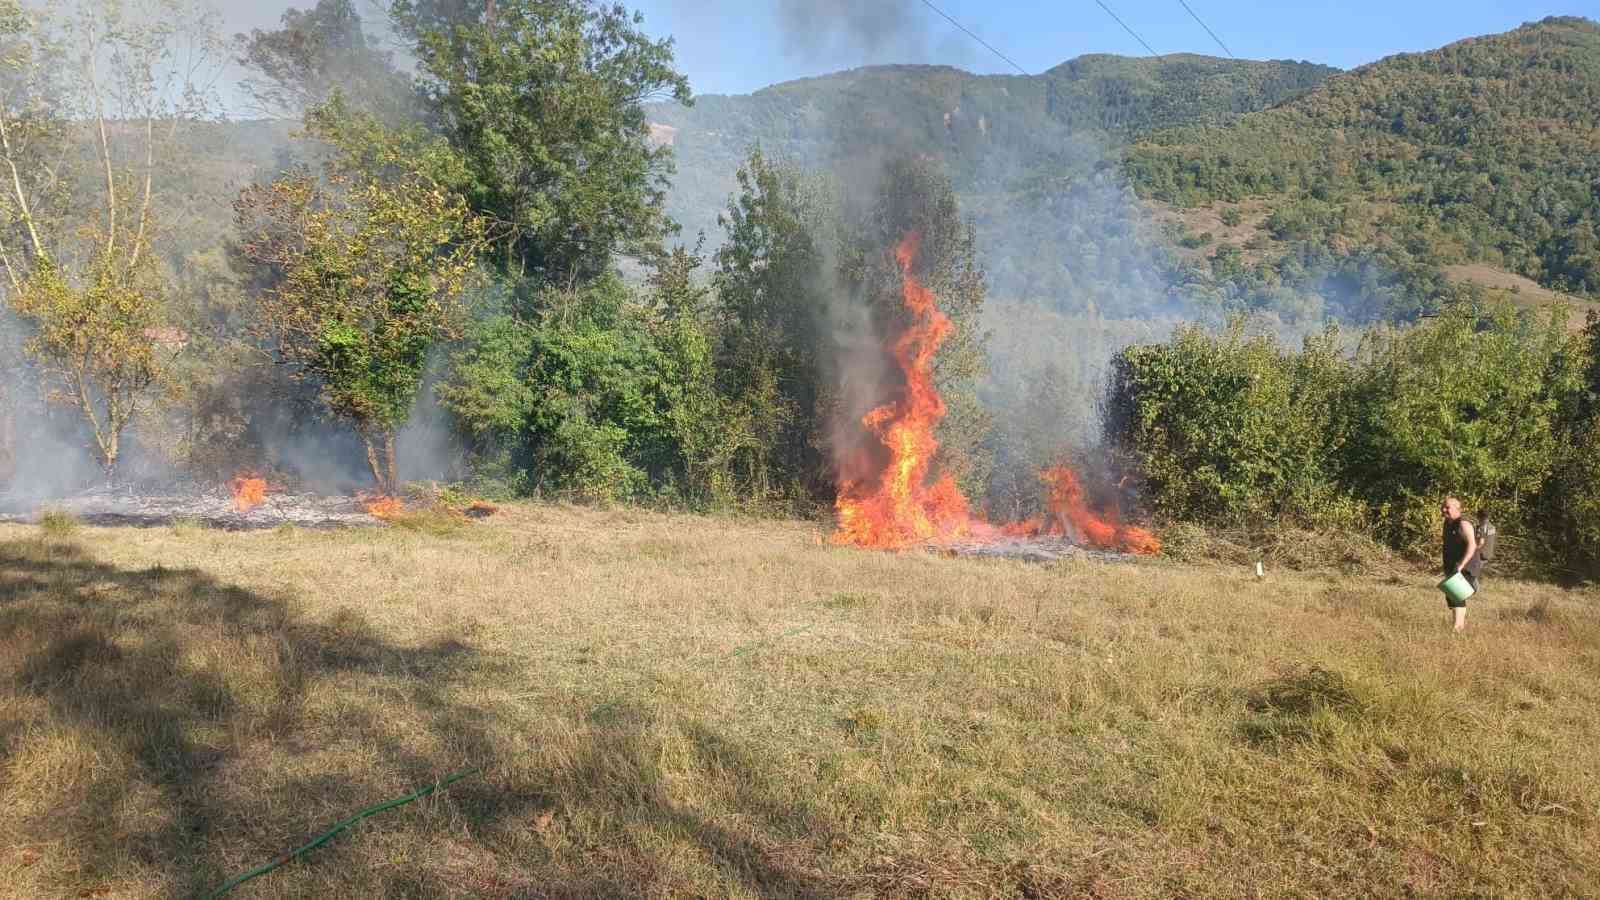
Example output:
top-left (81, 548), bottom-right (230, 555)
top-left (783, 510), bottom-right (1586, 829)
top-left (1443, 264), bottom-right (1600, 329)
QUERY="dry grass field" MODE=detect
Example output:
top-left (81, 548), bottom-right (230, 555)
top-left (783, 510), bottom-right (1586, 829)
top-left (1, 505), bottom-right (1597, 898)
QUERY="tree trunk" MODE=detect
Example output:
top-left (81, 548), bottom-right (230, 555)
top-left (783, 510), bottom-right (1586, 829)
top-left (385, 431), bottom-right (399, 497)
top-left (364, 434), bottom-right (386, 495)
top-left (101, 433), bottom-right (118, 484)
top-left (363, 428), bottom-right (399, 495)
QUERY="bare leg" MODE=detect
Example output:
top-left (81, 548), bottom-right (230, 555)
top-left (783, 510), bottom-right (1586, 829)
top-left (1452, 607), bottom-right (1467, 632)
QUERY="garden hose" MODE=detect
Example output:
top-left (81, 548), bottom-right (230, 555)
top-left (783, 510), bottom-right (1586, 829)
top-left (201, 767), bottom-right (480, 899)
top-left (201, 621), bottom-right (814, 897)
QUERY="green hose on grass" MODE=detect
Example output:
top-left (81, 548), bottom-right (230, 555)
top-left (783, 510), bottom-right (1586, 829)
top-left (203, 622), bottom-right (815, 897)
top-left (201, 767), bottom-right (480, 899)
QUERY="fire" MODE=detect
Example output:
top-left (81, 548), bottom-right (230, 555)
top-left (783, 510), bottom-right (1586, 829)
top-left (831, 232), bottom-right (976, 549)
top-left (1036, 467), bottom-right (1161, 555)
top-left (230, 473), bottom-right (267, 513)
top-left (830, 232), bottom-right (1159, 556)
top-left (365, 496), bottom-right (404, 519)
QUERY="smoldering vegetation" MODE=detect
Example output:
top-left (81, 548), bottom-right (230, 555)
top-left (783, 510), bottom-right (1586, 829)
top-left (0, 0), bottom-right (1343, 530)
top-left (6, 0), bottom-right (1594, 576)
top-left (644, 45), bottom-right (1358, 522)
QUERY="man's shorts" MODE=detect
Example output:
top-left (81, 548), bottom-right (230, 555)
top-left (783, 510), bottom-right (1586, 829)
top-left (1444, 570), bottom-right (1478, 609)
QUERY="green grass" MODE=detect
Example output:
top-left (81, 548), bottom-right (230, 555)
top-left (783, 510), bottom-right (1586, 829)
top-left (37, 508), bottom-right (79, 537)
top-left (0, 504), bottom-right (1596, 898)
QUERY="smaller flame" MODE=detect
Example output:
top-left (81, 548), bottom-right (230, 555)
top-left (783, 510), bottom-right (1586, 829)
top-left (365, 496), bottom-right (404, 519)
top-left (230, 474), bottom-right (267, 513)
top-left (1038, 467), bottom-right (1161, 555)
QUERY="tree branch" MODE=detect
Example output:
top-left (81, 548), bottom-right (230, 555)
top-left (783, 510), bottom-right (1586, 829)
top-left (0, 102), bottom-right (47, 263)
top-left (129, 112), bottom-right (155, 268)
top-left (84, 17), bottom-right (118, 258)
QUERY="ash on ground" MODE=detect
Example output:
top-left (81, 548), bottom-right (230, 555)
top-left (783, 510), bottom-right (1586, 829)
top-left (934, 534), bottom-right (1136, 563)
top-left (0, 481), bottom-right (382, 530)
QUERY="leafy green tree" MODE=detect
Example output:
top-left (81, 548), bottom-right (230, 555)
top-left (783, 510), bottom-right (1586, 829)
top-left (648, 244), bottom-right (751, 507)
top-left (1342, 304), bottom-right (1579, 553)
top-left (439, 275), bottom-right (674, 502)
top-left (390, 0), bottom-right (691, 284)
top-left (712, 147), bottom-right (838, 505)
top-left (234, 157), bottom-right (485, 494)
top-left (1106, 300), bottom-right (1592, 571)
top-left (1540, 313), bottom-right (1600, 574)
top-left (1105, 321), bottom-right (1353, 526)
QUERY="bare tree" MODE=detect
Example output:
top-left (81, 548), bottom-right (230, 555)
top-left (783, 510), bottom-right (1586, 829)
top-left (0, 0), bottom-right (222, 479)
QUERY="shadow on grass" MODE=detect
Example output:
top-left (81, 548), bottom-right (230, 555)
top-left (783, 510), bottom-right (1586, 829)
top-left (4, 537), bottom-right (1040, 898)
top-left (1, 537), bottom-right (1093, 898)
top-left (0, 537), bottom-right (523, 895)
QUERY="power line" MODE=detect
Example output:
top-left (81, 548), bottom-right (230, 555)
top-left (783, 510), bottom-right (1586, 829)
top-left (1092, 0), bottom-right (1160, 57)
top-left (917, 0), bottom-right (1031, 76)
top-left (1175, 0), bottom-right (1234, 57)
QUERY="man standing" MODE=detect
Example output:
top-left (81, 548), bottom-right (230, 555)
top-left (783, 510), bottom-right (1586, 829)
top-left (1442, 496), bottom-right (1482, 632)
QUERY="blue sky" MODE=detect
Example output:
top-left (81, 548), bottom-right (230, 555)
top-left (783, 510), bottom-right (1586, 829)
top-left (219, 1), bottom-right (1594, 98)
top-left (622, 0), bottom-right (1591, 95)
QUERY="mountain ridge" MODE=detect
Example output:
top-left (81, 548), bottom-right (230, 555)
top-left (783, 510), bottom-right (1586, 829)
top-left (1118, 15), bottom-right (1600, 325)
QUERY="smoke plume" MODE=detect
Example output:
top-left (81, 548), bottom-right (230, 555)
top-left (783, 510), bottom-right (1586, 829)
top-left (776, 0), bottom-right (958, 64)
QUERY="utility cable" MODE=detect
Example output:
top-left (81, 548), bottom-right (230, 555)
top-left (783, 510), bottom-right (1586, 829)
top-left (917, 0), bottom-right (1031, 76)
top-left (1093, 0), bottom-right (1160, 57)
top-left (1175, 0), bottom-right (1234, 57)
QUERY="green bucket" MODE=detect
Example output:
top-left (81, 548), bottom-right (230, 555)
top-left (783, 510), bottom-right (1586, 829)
top-left (1439, 572), bottom-right (1475, 603)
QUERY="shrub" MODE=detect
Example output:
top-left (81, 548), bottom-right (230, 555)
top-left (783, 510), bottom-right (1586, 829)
top-left (1105, 320), bottom-right (1351, 526)
top-left (39, 509), bottom-right (79, 537)
top-left (1106, 301), bottom-right (1589, 573)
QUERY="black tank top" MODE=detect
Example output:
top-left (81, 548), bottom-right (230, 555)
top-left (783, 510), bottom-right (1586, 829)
top-left (1443, 518), bottom-right (1483, 575)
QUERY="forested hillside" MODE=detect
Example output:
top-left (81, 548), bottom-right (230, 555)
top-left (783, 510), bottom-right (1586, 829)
top-left (1126, 16), bottom-right (1600, 318)
top-left (647, 54), bottom-right (1337, 314)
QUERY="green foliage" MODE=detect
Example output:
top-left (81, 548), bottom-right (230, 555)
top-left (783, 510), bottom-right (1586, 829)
top-left (1108, 302), bottom-right (1596, 573)
top-left (1127, 17), bottom-right (1600, 304)
top-left (1106, 321), bottom-right (1352, 526)
top-left (10, 254), bottom-right (167, 476)
top-left (648, 246), bottom-right (753, 508)
top-left (1537, 315), bottom-right (1600, 573)
top-left (440, 270), bottom-right (742, 506)
top-left (1342, 306), bottom-right (1579, 554)
top-left (711, 147), bottom-right (838, 505)
top-left (391, 0), bottom-right (692, 284)
top-left (233, 140), bottom-right (485, 492)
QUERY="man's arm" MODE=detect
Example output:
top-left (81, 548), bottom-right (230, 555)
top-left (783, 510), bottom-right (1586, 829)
top-left (1456, 520), bottom-right (1477, 572)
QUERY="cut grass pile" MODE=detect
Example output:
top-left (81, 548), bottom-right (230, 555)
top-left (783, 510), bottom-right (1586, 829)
top-left (0, 505), bottom-right (1596, 898)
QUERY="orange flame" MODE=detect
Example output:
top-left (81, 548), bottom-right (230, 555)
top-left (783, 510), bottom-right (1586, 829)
top-left (365, 496), bottom-right (404, 519)
top-left (230, 473), bottom-right (267, 513)
top-left (830, 232), bottom-right (1159, 556)
top-left (831, 232), bottom-right (975, 548)
top-left (1036, 467), bottom-right (1161, 555)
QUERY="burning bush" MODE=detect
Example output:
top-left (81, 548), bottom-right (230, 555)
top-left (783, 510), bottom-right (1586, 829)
top-left (365, 496), bottom-right (405, 520)
top-left (230, 474), bottom-right (269, 513)
top-left (830, 232), bottom-right (1158, 556)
